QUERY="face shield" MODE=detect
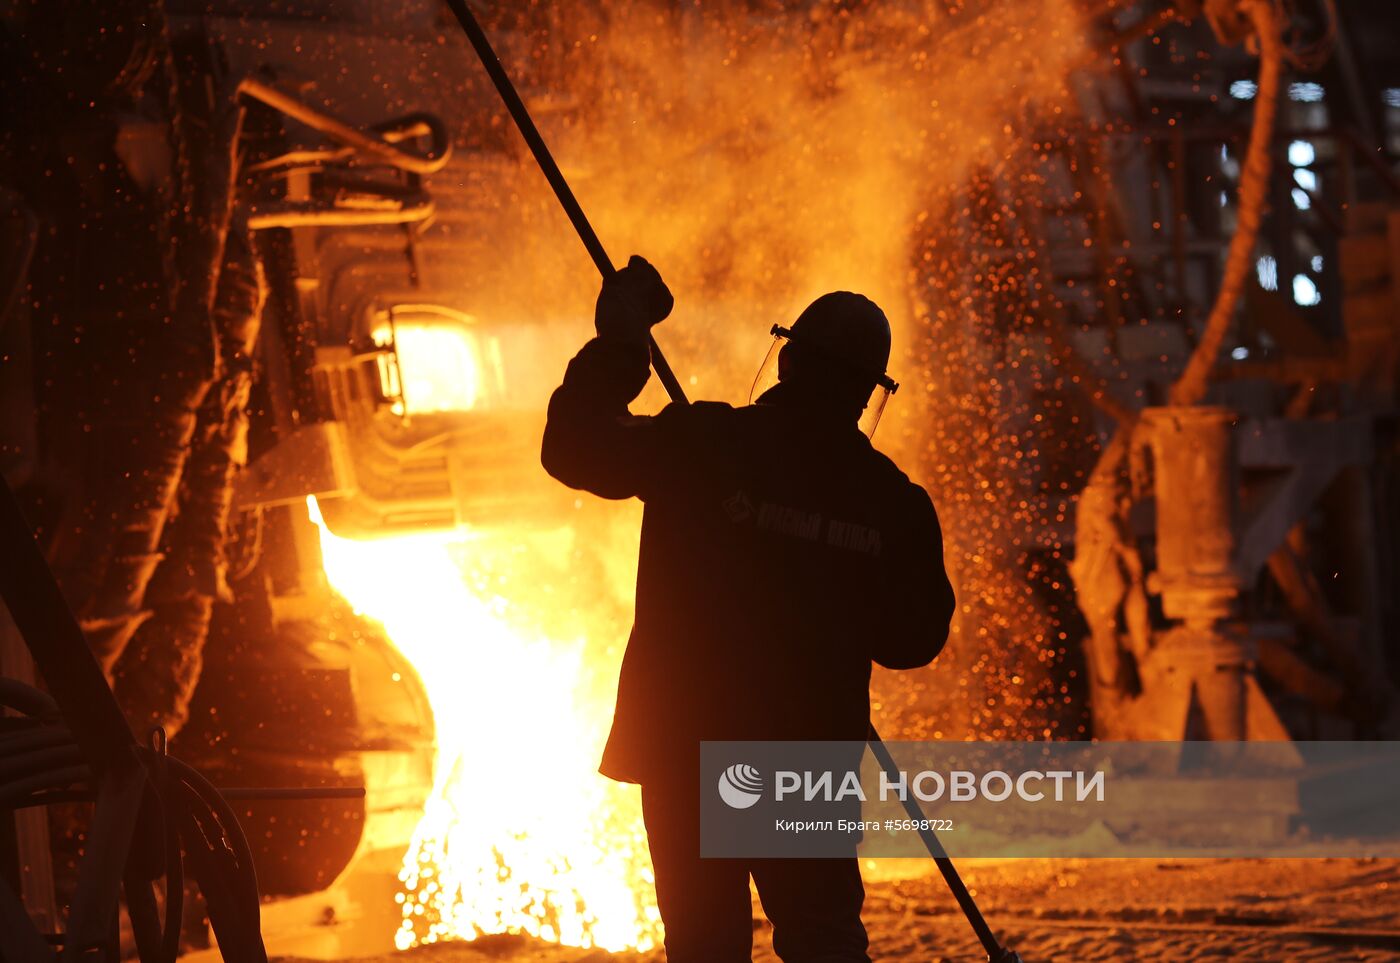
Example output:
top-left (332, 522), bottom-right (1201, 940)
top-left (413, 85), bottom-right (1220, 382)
top-left (748, 324), bottom-right (899, 439)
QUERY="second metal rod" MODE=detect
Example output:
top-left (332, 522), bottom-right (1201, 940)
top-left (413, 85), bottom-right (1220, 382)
top-left (440, 0), bottom-right (689, 406)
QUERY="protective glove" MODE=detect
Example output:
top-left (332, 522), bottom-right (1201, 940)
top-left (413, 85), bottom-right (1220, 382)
top-left (595, 255), bottom-right (673, 343)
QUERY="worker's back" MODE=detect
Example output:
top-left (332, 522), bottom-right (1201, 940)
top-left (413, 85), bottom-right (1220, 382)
top-left (614, 388), bottom-right (954, 781)
top-left (541, 336), bottom-right (954, 784)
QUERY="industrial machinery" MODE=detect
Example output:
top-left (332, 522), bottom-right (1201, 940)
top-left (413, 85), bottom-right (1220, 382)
top-left (0, 3), bottom-right (584, 953)
top-left (2, 0), bottom-right (1397, 957)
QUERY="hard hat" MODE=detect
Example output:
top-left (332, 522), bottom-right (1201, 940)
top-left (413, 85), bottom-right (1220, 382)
top-left (749, 291), bottom-right (900, 438)
top-left (789, 291), bottom-right (892, 387)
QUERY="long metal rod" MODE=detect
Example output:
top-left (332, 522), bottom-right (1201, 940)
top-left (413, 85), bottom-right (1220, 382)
top-left (868, 732), bottom-right (1010, 960)
top-left (440, 3), bottom-right (1008, 957)
top-left (440, 0), bottom-right (689, 406)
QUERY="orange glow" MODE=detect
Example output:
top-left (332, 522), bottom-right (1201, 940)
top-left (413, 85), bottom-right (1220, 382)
top-left (306, 0), bottom-right (1091, 949)
top-left (308, 497), bottom-right (660, 951)
top-left (372, 307), bottom-right (505, 415)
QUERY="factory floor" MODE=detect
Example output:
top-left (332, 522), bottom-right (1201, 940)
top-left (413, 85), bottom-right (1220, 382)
top-left (324, 857), bottom-right (1400, 962)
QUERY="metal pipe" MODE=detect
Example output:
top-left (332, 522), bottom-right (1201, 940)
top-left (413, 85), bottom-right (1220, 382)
top-left (247, 197), bottom-right (436, 230)
top-left (0, 677), bottom-right (60, 719)
top-left (244, 115), bottom-right (443, 175)
top-left (0, 765), bottom-right (91, 809)
top-left (237, 78), bottom-right (451, 176)
top-left (0, 727), bottom-right (75, 755)
top-left (1170, 0), bottom-right (1283, 406)
top-left (0, 744), bottom-right (83, 783)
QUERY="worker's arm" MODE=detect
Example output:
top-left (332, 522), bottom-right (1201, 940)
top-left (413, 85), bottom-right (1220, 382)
top-left (540, 256), bottom-right (679, 500)
top-left (868, 481), bottom-right (956, 670)
top-left (541, 337), bottom-right (684, 499)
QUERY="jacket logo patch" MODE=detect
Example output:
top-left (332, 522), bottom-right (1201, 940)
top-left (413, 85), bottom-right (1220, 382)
top-left (724, 490), bottom-right (882, 557)
top-left (826, 519), bottom-right (883, 557)
top-left (757, 501), bottom-right (823, 542)
top-left (723, 490), bottom-right (756, 523)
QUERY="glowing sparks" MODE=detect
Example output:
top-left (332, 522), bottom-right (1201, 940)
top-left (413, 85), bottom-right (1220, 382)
top-left (308, 497), bottom-right (660, 951)
top-left (305, 0), bottom-right (1093, 946)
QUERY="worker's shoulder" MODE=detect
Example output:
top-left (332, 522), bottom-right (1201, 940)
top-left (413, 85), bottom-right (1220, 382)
top-left (691, 399), bottom-right (741, 417)
top-left (656, 398), bottom-right (742, 427)
top-left (864, 444), bottom-right (935, 505)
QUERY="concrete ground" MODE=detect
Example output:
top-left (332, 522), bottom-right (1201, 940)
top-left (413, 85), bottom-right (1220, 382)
top-left (305, 857), bottom-right (1400, 962)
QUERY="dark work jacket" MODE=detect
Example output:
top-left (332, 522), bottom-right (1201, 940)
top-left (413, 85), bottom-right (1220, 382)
top-left (541, 336), bottom-right (956, 784)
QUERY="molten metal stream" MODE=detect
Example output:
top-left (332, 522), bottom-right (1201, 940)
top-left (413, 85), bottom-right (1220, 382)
top-left (309, 497), bottom-right (661, 951)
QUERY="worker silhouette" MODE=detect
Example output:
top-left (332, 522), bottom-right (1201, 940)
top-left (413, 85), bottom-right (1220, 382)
top-left (542, 256), bottom-right (955, 962)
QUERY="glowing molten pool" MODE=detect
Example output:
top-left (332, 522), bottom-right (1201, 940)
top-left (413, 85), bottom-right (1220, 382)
top-left (308, 497), bottom-right (661, 951)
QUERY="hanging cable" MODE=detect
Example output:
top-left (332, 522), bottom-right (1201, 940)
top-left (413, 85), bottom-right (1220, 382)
top-left (1169, 0), bottom-right (1284, 406)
